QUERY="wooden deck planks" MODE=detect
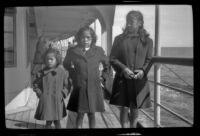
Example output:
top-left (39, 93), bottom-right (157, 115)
top-left (5, 105), bottom-right (122, 129)
top-left (82, 114), bottom-right (89, 128)
top-left (5, 95), bottom-right (125, 129)
top-left (102, 101), bottom-right (121, 128)
top-left (95, 112), bottom-right (107, 128)
top-left (11, 111), bottom-right (26, 129)
top-left (66, 111), bottom-right (76, 128)
top-left (20, 110), bottom-right (31, 129)
top-left (27, 109), bottom-right (37, 129)
top-left (6, 113), bottom-right (17, 128)
top-left (35, 119), bottom-right (45, 129)
top-left (60, 113), bottom-right (68, 129)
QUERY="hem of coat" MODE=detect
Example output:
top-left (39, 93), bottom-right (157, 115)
top-left (67, 108), bottom-right (105, 113)
top-left (109, 102), bottom-right (152, 109)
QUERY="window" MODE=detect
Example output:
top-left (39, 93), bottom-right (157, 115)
top-left (4, 8), bottom-right (16, 67)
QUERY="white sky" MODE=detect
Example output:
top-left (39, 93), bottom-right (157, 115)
top-left (113, 5), bottom-right (193, 47)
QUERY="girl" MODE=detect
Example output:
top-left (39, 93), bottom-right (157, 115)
top-left (109, 10), bottom-right (153, 128)
top-left (63, 26), bottom-right (109, 128)
top-left (33, 48), bottom-right (70, 128)
top-left (31, 36), bottom-right (49, 83)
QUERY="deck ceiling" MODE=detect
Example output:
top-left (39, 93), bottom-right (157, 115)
top-left (34, 6), bottom-right (98, 41)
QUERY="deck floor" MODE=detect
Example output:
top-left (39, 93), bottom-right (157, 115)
top-left (5, 95), bottom-right (153, 129)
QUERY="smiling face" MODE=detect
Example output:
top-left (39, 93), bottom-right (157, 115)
top-left (46, 53), bottom-right (57, 68)
top-left (80, 30), bottom-right (92, 48)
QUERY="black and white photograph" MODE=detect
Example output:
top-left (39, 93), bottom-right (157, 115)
top-left (3, 3), bottom-right (196, 135)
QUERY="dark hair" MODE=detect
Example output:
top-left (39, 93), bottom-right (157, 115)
top-left (43, 48), bottom-right (62, 66)
top-left (123, 10), bottom-right (150, 44)
top-left (75, 26), bottom-right (97, 46)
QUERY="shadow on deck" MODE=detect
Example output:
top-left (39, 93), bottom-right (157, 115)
top-left (5, 88), bottom-right (153, 129)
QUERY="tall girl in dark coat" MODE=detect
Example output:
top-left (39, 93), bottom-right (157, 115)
top-left (63, 26), bottom-right (109, 128)
top-left (109, 10), bottom-right (153, 128)
top-left (33, 48), bottom-right (70, 128)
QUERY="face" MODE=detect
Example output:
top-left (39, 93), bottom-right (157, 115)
top-left (46, 53), bottom-right (57, 68)
top-left (126, 15), bottom-right (141, 33)
top-left (80, 30), bottom-right (92, 48)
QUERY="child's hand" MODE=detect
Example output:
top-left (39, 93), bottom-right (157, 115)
top-left (123, 68), bottom-right (134, 79)
top-left (62, 90), bottom-right (67, 99)
top-left (133, 69), bottom-right (144, 79)
top-left (34, 88), bottom-right (42, 98)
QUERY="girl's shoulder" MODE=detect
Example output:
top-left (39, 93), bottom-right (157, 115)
top-left (67, 46), bottom-right (77, 53)
top-left (115, 33), bottom-right (124, 40)
top-left (56, 65), bottom-right (69, 78)
top-left (92, 45), bottom-right (105, 53)
top-left (56, 65), bottom-right (66, 72)
top-left (145, 37), bottom-right (153, 45)
top-left (113, 33), bottom-right (126, 44)
top-left (92, 45), bottom-right (102, 50)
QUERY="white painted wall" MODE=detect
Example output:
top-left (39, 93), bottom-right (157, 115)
top-left (4, 7), bottom-right (31, 105)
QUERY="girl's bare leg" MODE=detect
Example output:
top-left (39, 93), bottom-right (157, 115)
top-left (87, 112), bottom-right (95, 128)
top-left (76, 112), bottom-right (84, 128)
top-left (54, 120), bottom-right (61, 129)
top-left (120, 107), bottom-right (129, 128)
top-left (129, 105), bottom-right (139, 128)
top-left (45, 121), bottom-right (52, 129)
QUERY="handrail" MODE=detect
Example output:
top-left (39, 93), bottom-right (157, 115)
top-left (151, 57), bottom-right (193, 66)
top-left (148, 80), bottom-right (193, 96)
top-left (163, 64), bottom-right (193, 88)
top-left (140, 109), bottom-right (154, 120)
top-left (145, 57), bottom-right (193, 74)
top-left (151, 99), bottom-right (193, 125)
top-left (140, 107), bottom-right (163, 127)
top-left (142, 56), bottom-right (193, 127)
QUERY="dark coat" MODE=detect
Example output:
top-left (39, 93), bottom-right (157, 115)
top-left (109, 34), bottom-right (153, 109)
top-left (33, 65), bottom-right (68, 120)
top-left (63, 45), bottom-right (109, 113)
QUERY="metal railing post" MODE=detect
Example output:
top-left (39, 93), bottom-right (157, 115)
top-left (154, 5), bottom-right (161, 127)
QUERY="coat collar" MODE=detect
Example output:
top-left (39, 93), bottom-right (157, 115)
top-left (73, 45), bottom-right (97, 59)
top-left (43, 65), bottom-right (63, 75)
top-left (122, 32), bottom-right (139, 38)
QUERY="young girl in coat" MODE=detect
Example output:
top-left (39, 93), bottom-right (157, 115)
top-left (109, 10), bottom-right (153, 128)
top-left (33, 48), bottom-right (70, 128)
top-left (63, 26), bottom-right (109, 128)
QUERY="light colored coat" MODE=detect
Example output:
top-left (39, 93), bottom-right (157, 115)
top-left (33, 65), bottom-right (68, 120)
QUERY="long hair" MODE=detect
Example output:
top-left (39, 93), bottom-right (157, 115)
top-left (123, 10), bottom-right (150, 45)
top-left (75, 26), bottom-right (97, 47)
top-left (43, 48), bottom-right (62, 67)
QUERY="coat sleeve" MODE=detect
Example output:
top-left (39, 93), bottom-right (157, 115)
top-left (141, 38), bottom-right (153, 76)
top-left (32, 70), bottom-right (43, 97)
top-left (99, 47), bottom-right (109, 73)
top-left (109, 36), bottom-right (127, 74)
top-left (63, 48), bottom-right (74, 80)
top-left (62, 70), bottom-right (69, 98)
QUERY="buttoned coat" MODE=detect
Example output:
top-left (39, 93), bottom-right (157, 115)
top-left (63, 45), bottom-right (109, 113)
top-left (33, 65), bottom-right (68, 120)
top-left (109, 34), bottom-right (153, 108)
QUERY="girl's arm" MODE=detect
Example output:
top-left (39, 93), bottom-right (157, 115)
top-left (32, 71), bottom-right (43, 98)
top-left (109, 36), bottom-right (127, 74)
top-left (63, 70), bottom-right (73, 98)
top-left (141, 38), bottom-right (153, 76)
top-left (63, 48), bottom-right (75, 81)
top-left (99, 47), bottom-right (109, 73)
top-left (99, 47), bottom-right (113, 95)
